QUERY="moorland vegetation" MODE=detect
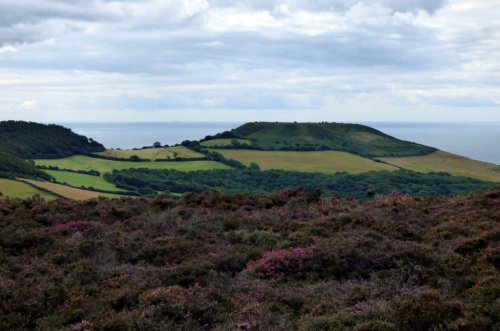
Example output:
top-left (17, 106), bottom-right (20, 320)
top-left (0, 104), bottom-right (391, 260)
top-left (0, 189), bottom-right (498, 330)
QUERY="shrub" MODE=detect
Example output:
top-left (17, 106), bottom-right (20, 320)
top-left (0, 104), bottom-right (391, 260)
top-left (391, 290), bottom-right (462, 331)
top-left (246, 247), bottom-right (312, 281)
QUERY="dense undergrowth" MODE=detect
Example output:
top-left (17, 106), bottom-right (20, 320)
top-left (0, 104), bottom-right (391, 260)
top-left (105, 168), bottom-right (497, 199)
top-left (0, 189), bottom-right (498, 330)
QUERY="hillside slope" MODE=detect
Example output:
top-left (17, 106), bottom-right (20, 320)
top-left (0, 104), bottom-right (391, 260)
top-left (203, 122), bottom-right (436, 157)
top-left (0, 190), bottom-right (498, 330)
top-left (380, 151), bottom-right (500, 182)
top-left (0, 121), bottom-right (105, 159)
top-left (0, 151), bottom-right (51, 180)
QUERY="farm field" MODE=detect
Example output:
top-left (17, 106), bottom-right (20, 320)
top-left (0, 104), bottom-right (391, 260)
top-left (94, 146), bottom-right (204, 160)
top-left (200, 138), bottom-right (251, 147)
top-left (21, 179), bottom-right (122, 200)
top-left (213, 149), bottom-right (398, 174)
top-left (0, 179), bottom-right (58, 200)
top-left (380, 151), bottom-right (500, 182)
top-left (34, 155), bottom-right (230, 175)
top-left (44, 170), bottom-right (127, 192)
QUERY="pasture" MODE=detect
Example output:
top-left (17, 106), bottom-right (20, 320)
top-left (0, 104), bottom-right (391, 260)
top-left (379, 151), bottom-right (500, 182)
top-left (201, 138), bottom-right (252, 148)
top-left (35, 155), bottom-right (230, 175)
top-left (213, 149), bottom-right (398, 174)
top-left (94, 146), bottom-right (204, 160)
top-left (0, 179), bottom-right (58, 200)
top-left (21, 179), bottom-right (122, 200)
top-left (44, 170), bottom-right (127, 192)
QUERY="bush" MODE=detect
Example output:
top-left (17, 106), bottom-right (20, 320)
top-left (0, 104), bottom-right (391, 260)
top-left (392, 290), bottom-right (462, 331)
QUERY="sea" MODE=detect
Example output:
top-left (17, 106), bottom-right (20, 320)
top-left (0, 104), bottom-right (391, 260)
top-left (59, 122), bottom-right (500, 165)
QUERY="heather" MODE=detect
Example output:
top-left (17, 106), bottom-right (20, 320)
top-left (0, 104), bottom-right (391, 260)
top-left (0, 189), bottom-right (498, 330)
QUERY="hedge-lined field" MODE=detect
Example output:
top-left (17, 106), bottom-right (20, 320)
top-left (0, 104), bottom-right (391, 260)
top-left (20, 179), bottom-right (122, 200)
top-left (94, 146), bottom-right (204, 160)
top-left (44, 170), bottom-right (127, 192)
top-left (0, 178), bottom-right (57, 200)
top-left (213, 149), bottom-right (397, 174)
top-left (380, 151), bottom-right (500, 182)
top-left (35, 155), bottom-right (230, 175)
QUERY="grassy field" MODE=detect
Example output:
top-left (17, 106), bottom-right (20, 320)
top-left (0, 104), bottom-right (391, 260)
top-left (35, 155), bottom-right (230, 175)
top-left (201, 138), bottom-right (252, 148)
top-left (94, 146), bottom-right (204, 160)
top-left (379, 151), bottom-right (500, 182)
top-left (0, 179), bottom-right (58, 200)
top-left (21, 179), bottom-right (122, 200)
top-left (44, 170), bottom-right (127, 192)
top-left (213, 149), bottom-right (398, 174)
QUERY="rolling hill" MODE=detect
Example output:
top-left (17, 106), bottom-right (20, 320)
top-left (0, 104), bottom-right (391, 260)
top-left (200, 122), bottom-right (500, 183)
top-left (0, 121), bottom-right (105, 158)
top-left (1, 121), bottom-right (498, 200)
top-left (202, 122), bottom-right (437, 157)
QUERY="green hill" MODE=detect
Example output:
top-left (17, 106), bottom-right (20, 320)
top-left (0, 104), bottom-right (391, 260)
top-left (202, 122), bottom-right (436, 157)
top-left (0, 121), bottom-right (105, 159)
top-left (0, 151), bottom-right (51, 180)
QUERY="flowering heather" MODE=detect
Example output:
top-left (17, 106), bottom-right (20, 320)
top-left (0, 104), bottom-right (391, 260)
top-left (246, 247), bottom-right (312, 281)
top-left (0, 188), bottom-right (498, 330)
top-left (55, 220), bottom-right (101, 231)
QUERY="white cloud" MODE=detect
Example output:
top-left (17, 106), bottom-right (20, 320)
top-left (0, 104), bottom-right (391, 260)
top-left (20, 99), bottom-right (37, 109)
top-left (0, 45), bottom-right (17, 53)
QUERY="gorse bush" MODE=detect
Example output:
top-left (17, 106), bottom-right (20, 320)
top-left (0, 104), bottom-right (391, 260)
top-left (0, 188), bottom-right (498, 330)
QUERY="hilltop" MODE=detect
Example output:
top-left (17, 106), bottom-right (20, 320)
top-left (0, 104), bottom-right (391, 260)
top-left (0, 121), bottom-right (105, 159)
top-left (202, 122), bottom-right (437, 157)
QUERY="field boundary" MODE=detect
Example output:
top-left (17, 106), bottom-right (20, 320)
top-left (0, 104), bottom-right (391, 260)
top-left (17, 179), bottom-right (65, 199)
top-left (86, 153), bottom-right (208, 162)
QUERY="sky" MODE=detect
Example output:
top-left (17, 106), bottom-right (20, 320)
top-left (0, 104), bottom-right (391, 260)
top-left (0, 0), bottom-right (499, 123)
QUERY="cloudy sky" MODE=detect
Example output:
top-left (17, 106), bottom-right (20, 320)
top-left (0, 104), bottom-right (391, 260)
top-left (0, 0), bottom-right (499, 122)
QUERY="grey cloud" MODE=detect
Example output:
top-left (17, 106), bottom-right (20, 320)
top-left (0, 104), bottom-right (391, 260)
top-left (0, 0), bottom-right (498, 123)
top-left (209, 0), bottom-right (447, 13)
top-left (0, 0), bottom-right (106, 27)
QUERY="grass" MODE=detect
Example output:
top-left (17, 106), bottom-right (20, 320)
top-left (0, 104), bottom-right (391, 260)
top-left (20, 179), bottom-right (122, 200)
top-left (44, 170), bottom-right (127, 192)
top-left (200, 138), bottom-right (252, 148)
top-left (0, 178), bottom-right (58, 201)
top-left (213, 149), bottom-right (398, 174)
top-left (94, 146), bottom-right (204, 160)
top-left (379, 151), bottom-right (500, 182)
top-left (217, 122), bottom-right (436, 157)
top-left (34, 155), bottom-right (231, 175)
